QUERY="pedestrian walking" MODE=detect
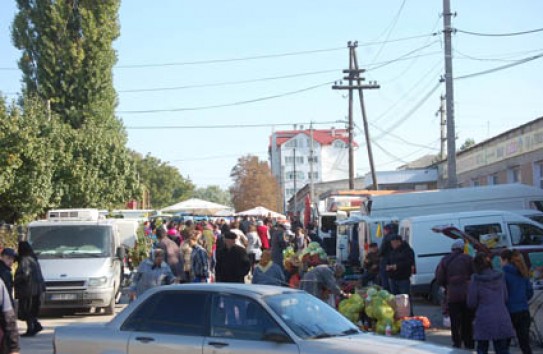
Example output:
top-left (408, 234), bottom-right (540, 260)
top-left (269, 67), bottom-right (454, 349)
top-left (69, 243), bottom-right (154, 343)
top-left (14, 241), bottom-right (45, 337)
top-left (252, 250), bottom-right (286, 286)
top-left (435, 239), bottom-right (475, 350)
top-left (229, 221), bottom-right (248, 248)
top-left (0, 277), bottom-right (19, 354)
top-left (501, 249), bottom-right (534, 354)
top-left (215, 231), bottom-right (251, 283)
top-left (256, 219), bottom-right (270, 250)
top-left (0, 248), bottom-right (17, 306)
top-left (246, 225), bottom-right (262, 274)
top-left (190, 237), bottom-right (209, 283)
top-left (180, 230), bottom-right (198, 282)
top-left (467, 253), bottom-right (515, 354)
top-left (129, 249), bottom-right (176, 300)
top-left (270, 223), bottom-right (288, 271)
top-left (156, 228), bottom-right (184, 281)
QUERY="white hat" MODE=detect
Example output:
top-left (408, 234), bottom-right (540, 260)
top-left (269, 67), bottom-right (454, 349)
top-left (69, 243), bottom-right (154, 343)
top-left (451, 239), bottom-right (465, 250)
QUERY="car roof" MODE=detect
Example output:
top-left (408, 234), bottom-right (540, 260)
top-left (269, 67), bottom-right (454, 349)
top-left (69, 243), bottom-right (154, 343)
top-left (147, 283), bottom-right (302, 297)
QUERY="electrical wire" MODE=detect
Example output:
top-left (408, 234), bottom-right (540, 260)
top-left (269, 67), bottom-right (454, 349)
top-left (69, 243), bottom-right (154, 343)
top-left (366, 41), bottom-right (440, 71)
top-left (369, 0), bottom-right (407, 64)
top-left (170, 152), bottom-right (268, 162)
top-left (455, 52), bottom-right (543, 80)
top-left (456, 27), bottom-right (543, 37)
top-left (454, 48), bottom-right (543, 63)
top-left (117, 81), bottom-right (334, 114)
top-left (118, 69), bottom-right (340, 93)
top-left (125, 120), bottom-right (345, 129)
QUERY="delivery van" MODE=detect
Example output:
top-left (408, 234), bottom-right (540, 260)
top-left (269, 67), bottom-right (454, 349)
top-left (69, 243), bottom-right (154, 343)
top-left (365, 184), bottom-right (543, 219)
top-left (398, 210), bottom-right (543, 301)
top-left (25, 209), bottom-right (136, 315)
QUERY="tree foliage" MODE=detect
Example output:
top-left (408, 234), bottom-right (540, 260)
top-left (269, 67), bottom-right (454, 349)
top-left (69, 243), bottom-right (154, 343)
top-left (132, 152), bottom-right (194, 210)
top-left (459, 138), bottom-right (476, 152)
top-left (191, 185), bottom-right (232, 206)
top-left (229, 155), bottom-right (282, 212)
top-left (6, 0), bottom-right (142, 220)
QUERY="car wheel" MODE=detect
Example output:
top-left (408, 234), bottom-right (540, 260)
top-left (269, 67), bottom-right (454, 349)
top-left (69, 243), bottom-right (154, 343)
top-left (103, 289), bottom-right (116, 315)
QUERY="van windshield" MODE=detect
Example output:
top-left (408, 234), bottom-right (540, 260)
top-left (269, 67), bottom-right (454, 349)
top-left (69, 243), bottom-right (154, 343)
top-left (28, 225), bottom-right (113, 258)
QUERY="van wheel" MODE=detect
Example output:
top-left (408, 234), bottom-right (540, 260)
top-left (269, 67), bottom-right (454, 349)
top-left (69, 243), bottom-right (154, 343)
top-left (429, 281), bottom-right (443, 305)
top-left (103, 289), bottom-right (116, 315)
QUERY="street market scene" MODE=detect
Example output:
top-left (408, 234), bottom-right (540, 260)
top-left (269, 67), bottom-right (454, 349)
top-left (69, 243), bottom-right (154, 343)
top-left (1, 1), bottom-right (543, 354)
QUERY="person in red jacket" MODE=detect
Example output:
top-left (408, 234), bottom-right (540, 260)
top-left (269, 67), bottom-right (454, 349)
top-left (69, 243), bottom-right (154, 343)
top-left (256, 219), bottom-right (270, 249)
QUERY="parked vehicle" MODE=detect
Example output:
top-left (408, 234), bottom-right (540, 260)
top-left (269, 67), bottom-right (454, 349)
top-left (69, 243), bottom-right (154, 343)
top-left (53, 283), bottom-right (460, 354)
top-left (398, 210), bottom-right (543, 302)
top-left (25, 209), bottom-right (135, 315)
top-left (364, 184), bottom-right (543, 219)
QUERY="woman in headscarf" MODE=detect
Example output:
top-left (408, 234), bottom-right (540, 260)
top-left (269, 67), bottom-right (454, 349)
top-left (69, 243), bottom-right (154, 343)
top-left (14, 241), bottom-right (45, 337)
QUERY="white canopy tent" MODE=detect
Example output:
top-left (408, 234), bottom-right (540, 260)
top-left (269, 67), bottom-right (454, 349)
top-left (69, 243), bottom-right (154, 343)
top-left (236, 206), bottom-right (286, 219)
top-left (161, 198), bottom-right (233, 215)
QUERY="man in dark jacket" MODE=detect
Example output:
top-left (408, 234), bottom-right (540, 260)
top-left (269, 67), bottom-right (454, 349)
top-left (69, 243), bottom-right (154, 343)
top-left (215, 231), bottom-right (251, 283)
top-left (360, 243), bottom-right (379, 286)
top-left (385, 235), bottom-right (414, 296)
top-left (435, 239), bottom-right (475, 350)
top-left (378, 223), bottom-right (397, 291)
top-left (156, 228), bottom-right (184, 282)
top-left (0, 248), bottom-right (17, 306)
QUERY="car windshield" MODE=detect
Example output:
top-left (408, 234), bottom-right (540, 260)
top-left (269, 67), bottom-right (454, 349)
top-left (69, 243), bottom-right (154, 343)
top-left (264, 292), bottom-right (359, 339)
top-left (28, 225), bottom-right (113, 258)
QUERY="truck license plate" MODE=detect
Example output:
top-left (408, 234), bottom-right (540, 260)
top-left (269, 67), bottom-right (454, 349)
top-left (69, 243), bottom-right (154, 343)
top-left (50, 293), bottom-right (77, 301)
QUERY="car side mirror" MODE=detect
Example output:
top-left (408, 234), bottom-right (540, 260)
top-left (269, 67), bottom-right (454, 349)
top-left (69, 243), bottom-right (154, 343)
top-left (262, 328), bottom-right (292, 343)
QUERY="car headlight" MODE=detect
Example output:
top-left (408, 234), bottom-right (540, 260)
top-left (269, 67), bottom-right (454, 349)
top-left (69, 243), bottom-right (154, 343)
top-left (88, 276), bottom-right (108, 287)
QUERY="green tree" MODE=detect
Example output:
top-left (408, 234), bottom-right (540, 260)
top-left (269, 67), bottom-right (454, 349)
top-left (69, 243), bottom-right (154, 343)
top-left (460, 138), bottom-right (476, 151)
top-left (132, 152), bottom-right (194, 209)
top-left (191, 185), bottom-right (232, 206)
top-left (0, 96), bottom-right (67, 223)
top-left (11, 1), bottom-right (139, 211)
top-left (230, 155), bottom-right (282, 212)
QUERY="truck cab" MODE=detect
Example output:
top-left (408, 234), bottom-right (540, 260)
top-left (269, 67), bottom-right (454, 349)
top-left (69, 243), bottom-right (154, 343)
top-left (26, 209), bottom-right (130, 315)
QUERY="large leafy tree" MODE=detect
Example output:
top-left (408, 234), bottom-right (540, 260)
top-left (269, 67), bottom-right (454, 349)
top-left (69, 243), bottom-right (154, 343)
top-left (191, 185), bottom-right (232, 206)
top-left (0, 96), bottom-right (67, 223)
top-left (132, 152), bottom-right (194, 210)
top-left (230, 155), bottom-right (282, 212)
top-left (10, 0), bottom-right (139, 211)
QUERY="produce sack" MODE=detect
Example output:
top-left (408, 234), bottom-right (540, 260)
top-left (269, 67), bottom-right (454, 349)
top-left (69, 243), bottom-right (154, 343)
top-left (395, 294), bottom-right (410, 319)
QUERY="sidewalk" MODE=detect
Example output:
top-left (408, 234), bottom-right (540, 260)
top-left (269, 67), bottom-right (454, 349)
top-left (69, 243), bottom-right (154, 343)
top-left (413, 299), bottom-right (543, 353)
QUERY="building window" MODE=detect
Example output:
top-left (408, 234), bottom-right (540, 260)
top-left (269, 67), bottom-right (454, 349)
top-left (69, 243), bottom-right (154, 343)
top-left (472, 178), bottom-right (480, 187)
top-left (286, 188), bottom-right (296, 196)
top-left (308, 172), bottom-right (318, 179)
top-left (333, 140), bottom-right (346, 149)
top-left (285, 156), bottom-right (304, 165)
top-left (487, 174), bottom-right (499, 185)
top-left (285, 140), bottom-right (297, 148)
top-left (308, 156), bottom-right (318, 163)
top-left (507, 166), bottom-right (521, 183)
top-left (534, 161), bottom-right (543, 189)
top-left (285, 171), bottom-right (304, 180)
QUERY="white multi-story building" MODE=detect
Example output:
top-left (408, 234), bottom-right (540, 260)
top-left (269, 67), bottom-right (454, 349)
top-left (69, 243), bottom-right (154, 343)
top-left (269, 128), bottom-right (357, 201)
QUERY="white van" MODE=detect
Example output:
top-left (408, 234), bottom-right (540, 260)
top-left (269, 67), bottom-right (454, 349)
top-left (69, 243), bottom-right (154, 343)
top-left (399, 210), bottom-right (543, 301)
top-left (26, 209), bottom-right (136, 315)
top-left (365, 184), bottom-right (543, 219)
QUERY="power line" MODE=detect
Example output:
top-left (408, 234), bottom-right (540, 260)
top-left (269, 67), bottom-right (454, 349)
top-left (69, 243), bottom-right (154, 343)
top-left (117, 81), bottom-right (334, 114)
top-left (454, 47), bottom-right (543, 63)
top-left (370, 0), bottom-right (407, 64)
top-left (456, 27), bottom-right (543, 37)
top-left (125, 120), bottom-right (345, 129)
top-left (455, 52), bottom-right (543, 80)
top-left (170, 151), bottom-right (268, 162)
top-left (366, 41), bottom-right (441, 71)
top-left (118, 69), bottom-right (339, 93)
top-left (0, 33), bottom-right (440, 72)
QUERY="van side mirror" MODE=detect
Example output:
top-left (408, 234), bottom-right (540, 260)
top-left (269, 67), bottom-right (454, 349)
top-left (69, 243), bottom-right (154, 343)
top-left (116, 247), bottom-right (126, 259)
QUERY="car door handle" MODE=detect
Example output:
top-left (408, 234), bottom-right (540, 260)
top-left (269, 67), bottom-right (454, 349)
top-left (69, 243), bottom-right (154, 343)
top-left (135, 336), bottom-right (155, 343)
top-left (208, 341), bottom-right (229, 348)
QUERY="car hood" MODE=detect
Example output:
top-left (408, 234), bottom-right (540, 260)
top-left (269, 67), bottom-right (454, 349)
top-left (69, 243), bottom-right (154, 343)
top-left (38, 257), bottom-right (113, 281)
top-left (300, 334), bottom-right (460, 354)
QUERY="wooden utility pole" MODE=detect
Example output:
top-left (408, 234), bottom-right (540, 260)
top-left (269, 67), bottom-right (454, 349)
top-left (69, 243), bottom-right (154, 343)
top-left (443, 0), bottom-right (457, 187)
top-left (437, 95), bottom-right (447, 160)
top-left (333, 41), bottom-right (380, 190)
top-left (309, 122), bottom-right (315, 207)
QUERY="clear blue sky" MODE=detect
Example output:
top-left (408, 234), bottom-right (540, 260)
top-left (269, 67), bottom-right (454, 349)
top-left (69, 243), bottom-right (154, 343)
top-left (1, 1), bottom-right (542, 189)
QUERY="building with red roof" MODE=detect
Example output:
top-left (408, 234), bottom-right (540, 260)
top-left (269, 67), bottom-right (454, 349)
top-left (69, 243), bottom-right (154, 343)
top-left (269, 126), bottom-right (359, 202)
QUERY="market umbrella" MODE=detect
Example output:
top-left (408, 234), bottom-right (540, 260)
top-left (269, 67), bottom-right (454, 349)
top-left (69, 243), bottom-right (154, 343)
top-left (161, 198), bottom-right (232, 215)
top-left (236, 206), bottom-right (286, 219)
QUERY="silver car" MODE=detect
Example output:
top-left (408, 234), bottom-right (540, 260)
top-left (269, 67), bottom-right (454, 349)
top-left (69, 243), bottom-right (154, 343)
top-left (53, 283), bottom-right (460, 354)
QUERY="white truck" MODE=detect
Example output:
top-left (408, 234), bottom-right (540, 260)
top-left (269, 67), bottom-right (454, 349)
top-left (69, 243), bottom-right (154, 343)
top-left (25, 209), bottom-right (137, 315)
top-left (399, 210), bottom-right (543, 302)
